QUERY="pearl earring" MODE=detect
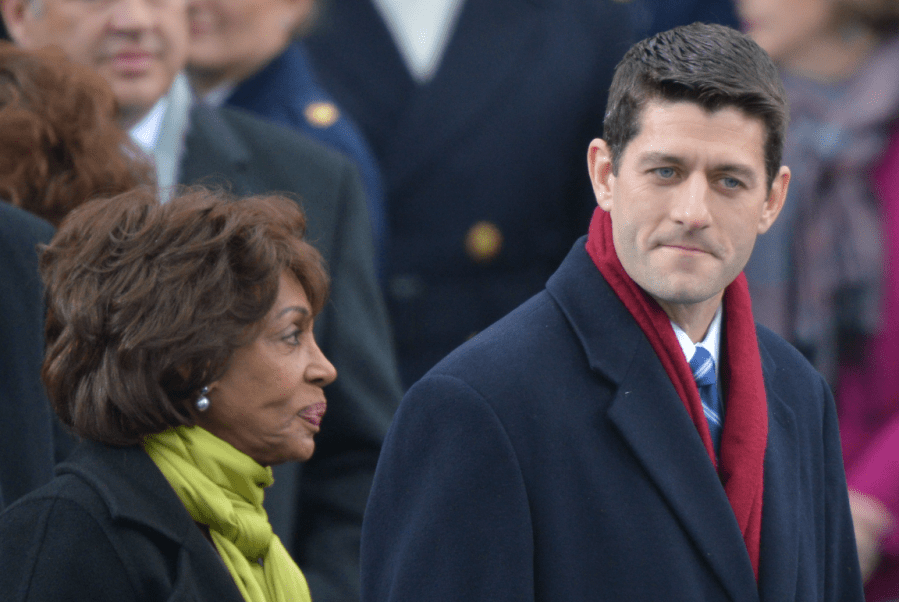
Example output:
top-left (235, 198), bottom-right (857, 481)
top-left (195, 386), bottom-right (211, 412)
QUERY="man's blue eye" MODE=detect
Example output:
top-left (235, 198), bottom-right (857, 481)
top-left (656, 167), bottom-right (675, 178)
top-left (721, 177), bottom-right (741, 189)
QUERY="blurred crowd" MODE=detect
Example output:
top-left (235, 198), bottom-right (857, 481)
top-left (1, 0), bottom-right (898, 600)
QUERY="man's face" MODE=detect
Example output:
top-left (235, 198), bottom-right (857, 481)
top-left (3, 0), bottom-right (189, 125)
top-left (588, 100), bottom-right (789, 323)
top-left (186, 0), bottom-right (312, 93)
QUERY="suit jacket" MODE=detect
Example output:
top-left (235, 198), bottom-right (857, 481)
top-left (361, 238), bottom-right (864, 601)
top-left (0, 203), bottom-right (55, 510)
top-left (305, 0), bottom-right (635, 385)
top-left (179, 105), bottom-right (402, 601)
top-left (0, 440), bottom-right (245, 602)
top-left (225, 42), bottom-right (387, 263)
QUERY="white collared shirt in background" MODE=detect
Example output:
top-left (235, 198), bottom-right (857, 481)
top-left (371, 0), bottom-right (466, 82)
top-left (128, 97), bottom-right (168, 156)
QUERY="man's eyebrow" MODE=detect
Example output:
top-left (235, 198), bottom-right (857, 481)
top-left (713, 163), bottom-right (758, 182)
top-left (635, 152), bottom-right (685, 166)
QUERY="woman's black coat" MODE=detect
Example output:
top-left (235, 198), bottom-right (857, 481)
top-left (0, 440), bottom-right (246, 601)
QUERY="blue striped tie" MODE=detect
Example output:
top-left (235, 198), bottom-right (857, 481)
top-left (689, 346), bottom-right (723, 454)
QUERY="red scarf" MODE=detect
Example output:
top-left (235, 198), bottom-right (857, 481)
top-left (585, 208), bottom-right (768, 580)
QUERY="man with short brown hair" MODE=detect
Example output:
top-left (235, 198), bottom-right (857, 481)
top-left (361, 23), bottom-right (864, 601)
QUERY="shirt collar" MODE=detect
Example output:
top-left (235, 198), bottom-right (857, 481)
top-left (201, 81), bottom-right (237, 108)
top-left (128, 96), bottom-right (169, 154)
top-left (671, 305), bottom-right (723, 377)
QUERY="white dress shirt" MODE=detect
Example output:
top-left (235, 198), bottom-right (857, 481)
top-left (371, 0), bottom-right (466, 82)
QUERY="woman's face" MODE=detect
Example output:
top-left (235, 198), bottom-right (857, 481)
top-left (735, 0), bottom-right (837, 63)
top-left (194, 270), bottom-right (337, 466)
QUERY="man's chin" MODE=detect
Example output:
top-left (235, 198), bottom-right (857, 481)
top-left (109, 83), bottom-right (170, 128)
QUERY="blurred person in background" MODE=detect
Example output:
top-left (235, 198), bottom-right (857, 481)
top-left (0, 42), bottom-right (153, 510)
top-left (0, 188), bottom-right (335, 602)
top-left (0, 42), bottom-right (153, 226)
top-left (185, 0), bottom-right (387, 266)
top-left (304, 0), bottom-right (635, 387)
top-left (1, 1), bottom-right (402, 598)
top-left (628, 0), bottom-right (739, 38)
top-left (0, 202), bottom-right (54, 512)
top-left (737, 0), bottom-right (899, 598)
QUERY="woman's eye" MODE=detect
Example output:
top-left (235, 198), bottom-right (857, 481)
top-left (284, 329), bottom-right (302, 345)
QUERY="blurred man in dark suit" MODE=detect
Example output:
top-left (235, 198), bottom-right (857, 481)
top-left (305, 0), bottom-right (636, 387)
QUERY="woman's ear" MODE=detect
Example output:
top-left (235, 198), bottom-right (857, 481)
top-left (587, 139), bottom-right (615, 212)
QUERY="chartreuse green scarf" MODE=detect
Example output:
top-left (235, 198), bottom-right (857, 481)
top-left (143, 426), bottom-right (312, 602)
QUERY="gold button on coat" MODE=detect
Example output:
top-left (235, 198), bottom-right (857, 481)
top-left (465, 221), bottom-right (503, 263)
top-left (304, 102), bottom-right (339, 128)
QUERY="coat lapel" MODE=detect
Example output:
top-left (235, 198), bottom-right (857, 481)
top-left (607, 356), bottom-right (760, 600)
top-left (381, 0), bottom-right (546, 189)
top-left (179, 105), bottom-right (258, 195)
top-left (755, 340), bottom-right (800, 600)
top-left (548, 242), bottom-right (759, 600)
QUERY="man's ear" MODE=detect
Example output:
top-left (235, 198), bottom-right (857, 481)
top-left (587, 139), bottom-right (615, 212)
top-left (1, 0), bottom-right (36, 47)
top-left (757, 165), bottom-right (790, 234)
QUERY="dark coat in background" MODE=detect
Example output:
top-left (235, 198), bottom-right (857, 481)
top-left (626, 0), bottom-right (739, 38)
top-left (225, 41), bottom-right (387, 266)
top-left (304, 0), bottom-right (635, 386)
top-left (361, 239), bottom-right (864, 601)
top-left (0, 441), bottom-right (246, 602)
top-left (0, 203), bottom-right (55, 511)
top-left (179, 104), bottom-right (403, 602)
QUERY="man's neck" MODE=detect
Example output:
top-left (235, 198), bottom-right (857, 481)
top-left (656, 293), bottom-right (724, 344)
top-left (119, 105), bottom-right (152, 131)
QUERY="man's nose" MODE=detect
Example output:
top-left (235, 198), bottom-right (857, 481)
top-left (669, 173), bottom-right (711, 228)
top-left (109, 0), bottom-right (155, 32)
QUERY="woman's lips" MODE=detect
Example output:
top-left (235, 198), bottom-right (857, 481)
top-left (298, 402), bottom-right (327, 427)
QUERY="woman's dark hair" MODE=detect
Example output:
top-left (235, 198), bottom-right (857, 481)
top-left (40, 186), bottom-right (329, 446)
top-left (0, 42), bottom-right (154, 225)
top-left (603, 23), bottom-right (789, 190)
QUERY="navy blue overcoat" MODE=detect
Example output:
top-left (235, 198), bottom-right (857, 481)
top-left (361, 238), bottom-right (864, 601)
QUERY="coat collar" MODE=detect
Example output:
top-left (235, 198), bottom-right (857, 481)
top-left (178, 104), bottom-right (253, 191)
top-left (59, 441), bottom-right (194, 543)
top-left (546, 239), bottom-right (800, 601)
top-left (389, 0), bottom-right (545, 187)
top-left (329, 0), bottom-right (547, 191)
top-left (228, 42), bottom-right (316, 114)
top-left (57, 440), bottom-right (246, 601)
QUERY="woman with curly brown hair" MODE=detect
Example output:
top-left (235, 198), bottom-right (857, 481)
top-left (0, 186), bottom-right (337, 602)
top-left (0, 42), bottom-right (153, 226)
